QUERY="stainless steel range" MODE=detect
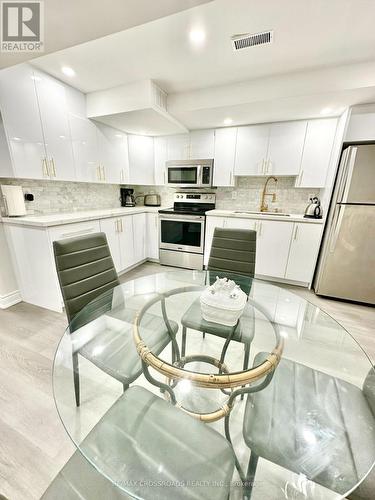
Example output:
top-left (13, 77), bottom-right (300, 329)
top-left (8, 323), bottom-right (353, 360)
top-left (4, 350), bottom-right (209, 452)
top-left (159, 192), bottom-right (216, 270)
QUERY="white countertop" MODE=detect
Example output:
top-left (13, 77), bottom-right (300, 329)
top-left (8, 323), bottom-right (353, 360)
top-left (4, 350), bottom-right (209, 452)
top-left (0, 206), bottom-right (166, 227)
top-left (206, 209), bottom-right (324, 224)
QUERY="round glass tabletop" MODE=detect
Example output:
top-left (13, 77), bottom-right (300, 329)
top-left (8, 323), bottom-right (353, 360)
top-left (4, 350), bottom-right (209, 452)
top-left (53, 270), bottom-right (375, 500)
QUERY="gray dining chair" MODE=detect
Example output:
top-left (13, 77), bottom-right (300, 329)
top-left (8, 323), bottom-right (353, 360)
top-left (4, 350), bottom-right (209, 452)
top-left (41, 386), bottom-right (235, 500)
top-left (181, 227), bottom-right (257, 371)
top-left (53, 232), bottom-right (178, 406)
top-left (242, 352), bottom-right (375, 499)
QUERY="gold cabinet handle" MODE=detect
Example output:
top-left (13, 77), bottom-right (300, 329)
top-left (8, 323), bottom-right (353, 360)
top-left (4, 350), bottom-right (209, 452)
top-left (115, 219), bottom-right (119, 232)
top-left (50, 158), bottom-right (56, 177)
top-left (101, 165), bottom-right (106, 181)
top-left (120, 219), bottom-right (123, 232)
top-left (293, 225), bottom-right (299, 240)
top-left (96, 166), bottom-right (101, 181)
top-left (42, 158), bottom-right (49, 177)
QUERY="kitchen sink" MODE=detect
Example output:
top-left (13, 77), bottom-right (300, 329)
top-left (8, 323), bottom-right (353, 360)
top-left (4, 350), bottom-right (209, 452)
top-left (234, 211), bottom-right (290, 216)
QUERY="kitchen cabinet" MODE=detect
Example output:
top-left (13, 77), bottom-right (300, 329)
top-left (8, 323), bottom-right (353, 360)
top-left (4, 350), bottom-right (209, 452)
top-left (166, 131), bottom-right (215, 161)
top-left (128, 135), bottom-right (155, 185)
top-left (251, 219), bottom-right (294, 278)
top-left (205, 215), bottom-right (322, 285)
top-left (167, 134), bottom-right (190, 160)
top-left (154, 136), bottom-right (167, 185)
top-left (266, 121), bottom-right (307, 176)
top-left (146, 213), bottom-right (159, 260)
top-left (285, 223), bottom-right (323, 283)
top-left (33, 69), bottom-right (76, 181)
top-left (296, 118), bottom-right (337, 188)
top-left (100, 213), bottom-right (146, 272)
top-left (133, 213), bottom-right (146, 263)
top-left (69, 112), bottom-right (100, 183)
top-left (99, 217), bottom-right (122, 272)
top-left (213, 128), bottom-right (237, 186)
top-left (234, 124), bottom-right (270, 175)
top-left (0, 118), bottom-right (12, 177)
top-left (96, 123), bottom-right (129, 184)
top-left (0, 64), bottom-right (46, 179)
top-left (189, 130), bottom-right (215, 159)
top-left (119, 216), bottom-right (136, 269)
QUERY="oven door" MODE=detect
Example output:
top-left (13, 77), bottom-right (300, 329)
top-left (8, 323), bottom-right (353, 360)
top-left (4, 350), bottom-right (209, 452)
top-left (166, 165), bottom-right (201, 187)
top-left (159, 214), bottom-right (205, 254)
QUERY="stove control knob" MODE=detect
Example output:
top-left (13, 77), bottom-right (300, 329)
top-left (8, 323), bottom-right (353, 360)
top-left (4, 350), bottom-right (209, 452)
top-left (203, 195), bottom-right (208, 199)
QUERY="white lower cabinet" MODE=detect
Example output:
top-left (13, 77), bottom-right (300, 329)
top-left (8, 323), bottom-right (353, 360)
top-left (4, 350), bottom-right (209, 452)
top-left (285, 223), bottom-right (323, 283)
top-left (146, 213), bottom-right (159, 260)
top-left (99, 217), bottom-right (122, 272)
top-left (100, 213), bottom-right (147, 273)
top-left (119, 216), bottom-right (136, 269)
top-left (204, 216), bottom-right (323, 285)
top-left (132, 213), bottom-right (146, 263)
top-left (255, 220), bottom-right (294, 278)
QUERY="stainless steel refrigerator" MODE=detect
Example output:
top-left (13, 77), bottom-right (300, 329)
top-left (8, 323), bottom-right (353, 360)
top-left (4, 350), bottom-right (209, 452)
top-left (315, 144), bottom-right (375, 304)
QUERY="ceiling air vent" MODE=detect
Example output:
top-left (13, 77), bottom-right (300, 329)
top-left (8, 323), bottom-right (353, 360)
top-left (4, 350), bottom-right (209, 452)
top-left (231, 30), bottom-right (273, 51)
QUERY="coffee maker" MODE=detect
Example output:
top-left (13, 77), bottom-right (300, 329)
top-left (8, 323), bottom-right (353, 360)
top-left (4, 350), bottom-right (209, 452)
top-left (120, 188), bottom-right (136, 207)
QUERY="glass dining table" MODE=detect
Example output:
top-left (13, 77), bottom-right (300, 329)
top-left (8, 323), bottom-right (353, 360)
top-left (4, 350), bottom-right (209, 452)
top-left (53, 270), bottom-right (375, 500)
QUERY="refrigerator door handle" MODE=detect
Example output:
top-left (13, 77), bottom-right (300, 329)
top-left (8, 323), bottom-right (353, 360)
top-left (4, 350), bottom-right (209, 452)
top-left (329, 205), bottom-right (344, 253)
top-left (337, 146), bottom-right (357, 203)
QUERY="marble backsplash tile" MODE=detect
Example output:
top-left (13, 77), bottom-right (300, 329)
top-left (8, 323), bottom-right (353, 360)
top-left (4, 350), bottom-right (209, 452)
top-left (0, 176), bottom-right (320, 216)
top-left (0, 178), bottom-right (121, 215)
top-left (132, 176), bottom-right (321, 214)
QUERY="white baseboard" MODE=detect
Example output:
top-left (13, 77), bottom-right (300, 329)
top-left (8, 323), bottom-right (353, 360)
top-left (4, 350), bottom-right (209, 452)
top-left (0, 290), bottom-right (22, 309)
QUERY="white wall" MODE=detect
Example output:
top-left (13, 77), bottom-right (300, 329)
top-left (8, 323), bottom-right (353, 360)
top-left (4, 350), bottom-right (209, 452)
top-left (0, 223), bottom-right (20, 308)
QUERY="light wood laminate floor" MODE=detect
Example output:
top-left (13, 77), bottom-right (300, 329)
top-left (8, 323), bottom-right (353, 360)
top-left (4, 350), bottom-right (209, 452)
top-left (0, 262), bottom-right (374, 500)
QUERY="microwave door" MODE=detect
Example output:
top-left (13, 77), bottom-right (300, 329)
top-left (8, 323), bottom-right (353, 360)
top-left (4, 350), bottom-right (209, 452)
top-left (168, 167), bottom-right (198, 186)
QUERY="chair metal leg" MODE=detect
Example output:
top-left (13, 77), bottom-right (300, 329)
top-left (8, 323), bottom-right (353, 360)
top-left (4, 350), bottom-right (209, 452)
top-left (122, 383), bottom-right (129, 392)
top-left (72, 352), bottom-right (80, 407)
top-left (244, 452), bottom-right (259, 500)
top-left (202, 332), bottom-right (206, 339)
top-left (181, 326), bottom-right (187, 358)
top-left (241, 342), bottom-right (251, 400)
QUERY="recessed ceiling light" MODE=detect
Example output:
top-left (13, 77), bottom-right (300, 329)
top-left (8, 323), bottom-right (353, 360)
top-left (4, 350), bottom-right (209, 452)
top-left (114, 133), bottom-right (123, 138)
top-left (12, 136), bottom-right (21, 141)
top-left (189, 28), bottom-right (206, 45)
top-left (61, 66), bottom-right (75, 77)
top-left (320, 107), bottom-right (333, 115)
top-left (224, 118), bottom-right (233, 125)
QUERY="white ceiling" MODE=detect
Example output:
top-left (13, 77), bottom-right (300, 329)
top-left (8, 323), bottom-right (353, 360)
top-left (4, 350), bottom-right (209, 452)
top-left (0, 0), bottom-right (212, 69)
top-left (30, 0), bottom-right (375, 131)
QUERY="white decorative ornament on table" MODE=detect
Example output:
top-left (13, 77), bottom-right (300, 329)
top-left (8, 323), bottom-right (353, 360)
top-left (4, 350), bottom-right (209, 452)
top-left (200, 277), bottom-right (247, 326)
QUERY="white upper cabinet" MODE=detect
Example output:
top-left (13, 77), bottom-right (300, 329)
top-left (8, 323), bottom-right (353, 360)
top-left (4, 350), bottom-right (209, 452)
top-left (189, 130), bottom-right (215, 159)
top-left (213, 128), bottom-right (237, 186)
top-left (69, 112), bottom-right (100, 183)
top-left (128, 135), bottom-right (155, 185)
top-left (33, 69), bottom-right (76, 181)
top-left (167, 134), bottom-right (190, 161)
top-left (234, 124), bottom-right (270, 175)
top-left (166, 131), bottom-right (215, 161)
top-left (0, 64), bottom-right (46, 179)
top-left (285, 223), bottom-right (323, 283)
top-left (255, 220), bottom-right (294, 278)
top-left (266, 121), bottom-right (307, 176)
top-left (154, 136), bottom-right (167, 185)
top-left (96, 123), bottom-right (128, 184)
top-left (296, 118), bottom-right (337, 188)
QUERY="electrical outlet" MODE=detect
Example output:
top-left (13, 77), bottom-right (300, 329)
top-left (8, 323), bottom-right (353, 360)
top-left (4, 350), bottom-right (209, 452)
top-left (232, 191), bottom-right (237, 199)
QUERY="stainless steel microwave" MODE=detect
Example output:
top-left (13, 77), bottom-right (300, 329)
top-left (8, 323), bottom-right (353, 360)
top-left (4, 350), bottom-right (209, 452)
top-left (166, 159), bottom-right (213, 188)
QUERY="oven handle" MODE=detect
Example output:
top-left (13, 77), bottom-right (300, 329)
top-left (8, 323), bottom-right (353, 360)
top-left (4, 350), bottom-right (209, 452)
top-left (159, 214), bottom-right (205, 222)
